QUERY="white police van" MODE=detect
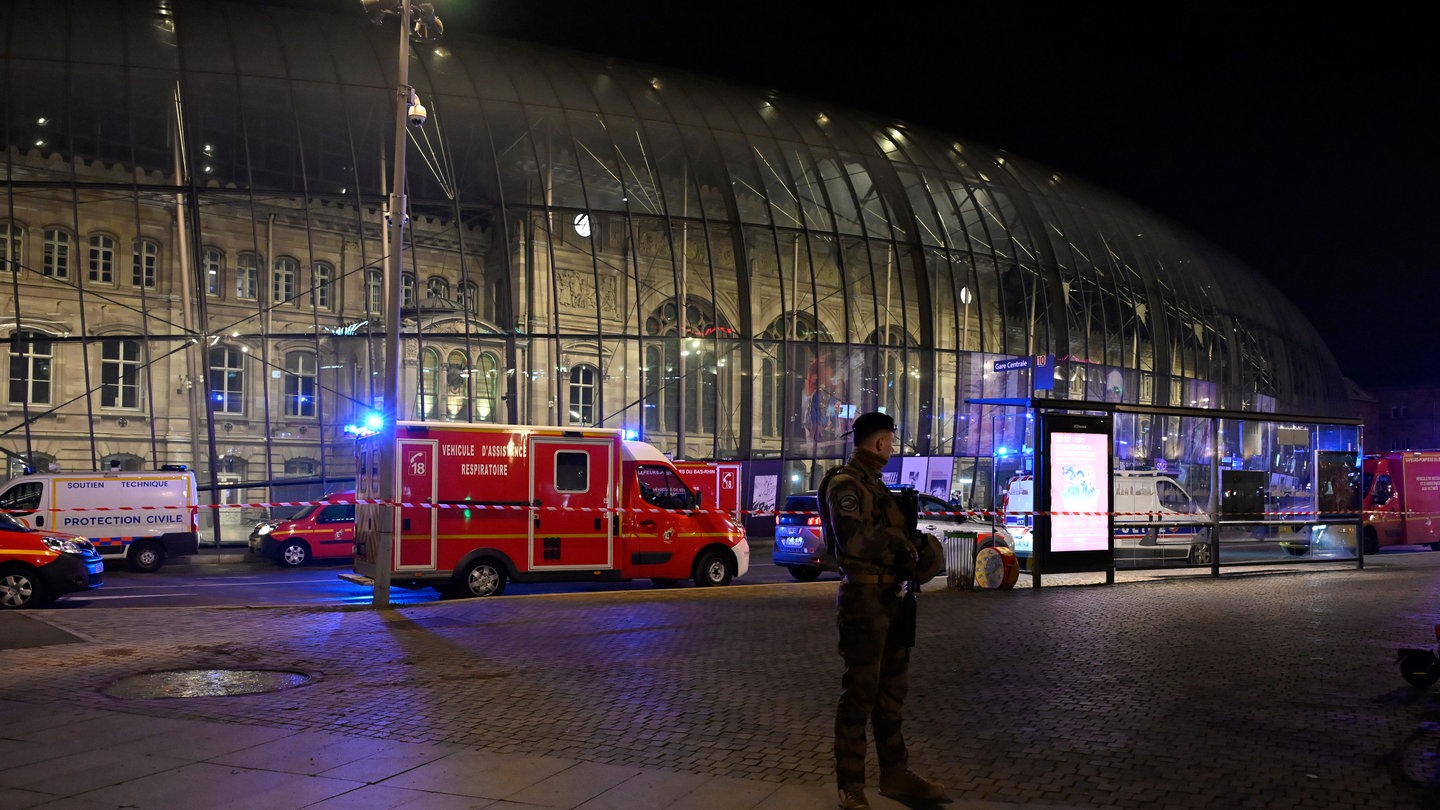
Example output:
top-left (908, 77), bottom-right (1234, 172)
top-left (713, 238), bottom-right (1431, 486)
top-left (1004, 469), bottom-right (1212, 565)
top-left (0, 466), bottom-right (199, 572)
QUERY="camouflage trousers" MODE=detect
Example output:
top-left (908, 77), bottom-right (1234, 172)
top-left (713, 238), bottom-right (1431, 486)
top-left (834, 580), bottom-right (911, 788)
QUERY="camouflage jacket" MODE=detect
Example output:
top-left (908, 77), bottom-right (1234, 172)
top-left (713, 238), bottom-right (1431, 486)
top-left (818, 448), bottom-right (916, 578)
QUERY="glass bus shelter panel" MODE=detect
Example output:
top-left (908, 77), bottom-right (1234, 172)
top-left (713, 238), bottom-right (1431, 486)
top-left (989, 410), bottom-right (1034, 483)
top-left (1218, 419), bottom-right (1324, 524)
top-left (1112, 523), bottom-right (1212, 570)
top-left (1215, 523), bottom-right (1357, 563)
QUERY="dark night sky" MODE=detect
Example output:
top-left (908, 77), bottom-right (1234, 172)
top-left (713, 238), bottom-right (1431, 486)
top-left (364, 1), bottom-right (1440, 387)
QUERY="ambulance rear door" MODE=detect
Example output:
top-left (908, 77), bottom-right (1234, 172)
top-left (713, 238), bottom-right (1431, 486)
top-left (529, 436), bottom-right (614, 570)
top-left (396, 438), bottom-right (438, 571)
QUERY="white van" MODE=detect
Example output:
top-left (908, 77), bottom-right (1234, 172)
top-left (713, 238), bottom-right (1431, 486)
top-left (0, 466), bottom-right (200, 572)
top-left (1005, 469), bottom-right (1212, 564)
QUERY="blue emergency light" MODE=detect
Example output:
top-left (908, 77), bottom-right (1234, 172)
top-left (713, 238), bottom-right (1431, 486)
top-left (344, 411), bottom-right (385, 437)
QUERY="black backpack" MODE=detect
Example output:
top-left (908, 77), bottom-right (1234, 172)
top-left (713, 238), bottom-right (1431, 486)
top-left (816, 466), bottom-right (844, 559)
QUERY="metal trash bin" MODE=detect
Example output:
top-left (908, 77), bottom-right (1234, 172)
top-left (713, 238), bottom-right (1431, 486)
top-left (945, 530), bottom-right (978, 589)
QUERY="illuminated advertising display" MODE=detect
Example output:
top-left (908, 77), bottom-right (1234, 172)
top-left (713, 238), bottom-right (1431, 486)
top-left (1035, 413), bottom-right (1114, 576)
top-left (1049, 431), bottom-right (1110, 552)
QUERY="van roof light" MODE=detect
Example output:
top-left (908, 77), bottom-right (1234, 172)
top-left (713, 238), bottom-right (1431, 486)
top-left (160, 464), bottom-right (189, 471)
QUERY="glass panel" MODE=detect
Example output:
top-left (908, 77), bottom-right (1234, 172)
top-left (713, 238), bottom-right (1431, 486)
top-left (568, 111), bottom-right (626, 213)
top-left (714, 130), bottom-right (770, 226)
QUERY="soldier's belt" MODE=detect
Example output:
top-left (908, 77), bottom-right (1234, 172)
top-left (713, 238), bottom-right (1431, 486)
top-left (843, 573), bottom-right (899, 586)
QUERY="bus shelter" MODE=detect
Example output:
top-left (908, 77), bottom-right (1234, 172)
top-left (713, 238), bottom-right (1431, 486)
top-left (973, 399), bottom-right (1364, 587)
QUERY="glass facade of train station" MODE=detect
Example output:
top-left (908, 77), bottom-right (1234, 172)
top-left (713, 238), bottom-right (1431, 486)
top-left (1, 1), bottom-right (1350, 521)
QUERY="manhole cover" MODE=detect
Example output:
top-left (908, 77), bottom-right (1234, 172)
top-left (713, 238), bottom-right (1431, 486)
top-left (106, 669), bottom-right (312, 699)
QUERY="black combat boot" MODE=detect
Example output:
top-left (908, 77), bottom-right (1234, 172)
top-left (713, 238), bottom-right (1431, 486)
top-left (837, 784), bottom-right (871, 809)
top-left (878, 768), bottom-right (947, 801)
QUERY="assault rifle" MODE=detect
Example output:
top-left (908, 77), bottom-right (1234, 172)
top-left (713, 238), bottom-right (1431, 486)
top-left (892, 487), bottom-right (920, 648)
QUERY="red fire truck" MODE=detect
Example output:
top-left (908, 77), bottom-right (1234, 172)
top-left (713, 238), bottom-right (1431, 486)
top-left (349, 422), bottom-right (750, 597)
top-left (1363, 450), bottom-right (1440, 554)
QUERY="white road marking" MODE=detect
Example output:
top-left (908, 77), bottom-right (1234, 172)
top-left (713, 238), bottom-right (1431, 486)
top-left (80, 593), bottom-right (195, 600)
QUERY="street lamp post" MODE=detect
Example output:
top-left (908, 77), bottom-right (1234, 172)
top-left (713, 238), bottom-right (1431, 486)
top-left (362, 0), bottom-right (441, 607)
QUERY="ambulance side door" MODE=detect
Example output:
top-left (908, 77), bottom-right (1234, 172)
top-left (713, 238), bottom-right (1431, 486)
top-left (529, 438), bottom-right (614, 570)
top-left (626, 464), bottom-right (699, 570)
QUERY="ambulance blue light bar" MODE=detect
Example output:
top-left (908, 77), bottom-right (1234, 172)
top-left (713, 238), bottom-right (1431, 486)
top-left (344, 411), bottom-right (386, 437)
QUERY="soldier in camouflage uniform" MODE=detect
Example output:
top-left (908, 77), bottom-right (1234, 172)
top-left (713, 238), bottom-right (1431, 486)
top-left (818, 412), bottom-right (949, 810)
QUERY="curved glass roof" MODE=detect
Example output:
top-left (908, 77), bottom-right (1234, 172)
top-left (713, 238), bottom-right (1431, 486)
top-left (0, 0), bottom-right (1350, 481)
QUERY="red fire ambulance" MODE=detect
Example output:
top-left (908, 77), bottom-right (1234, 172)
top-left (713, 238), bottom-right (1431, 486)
top-left (349, 422), bottom-right (750, 597)
top-left (1362, 450), bottom-right (1440, 554)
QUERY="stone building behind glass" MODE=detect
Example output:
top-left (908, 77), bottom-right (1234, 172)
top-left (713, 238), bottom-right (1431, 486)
top-left (0, 0), bottom-right (1350, 519)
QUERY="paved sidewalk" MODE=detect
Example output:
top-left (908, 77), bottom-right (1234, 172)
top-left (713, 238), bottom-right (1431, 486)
top-left (3, 554), bottom-right (1439, 809)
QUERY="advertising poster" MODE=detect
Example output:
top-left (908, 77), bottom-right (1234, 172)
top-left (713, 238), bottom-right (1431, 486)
top-left (1049, 431), bottom-right (1110, 552)
top-left (926, 456), bottom-right (954, 501)
top-left (744, 460), bottom-right (783, 538)
top-left (750, 474), bottom-right (778, 513)
top-left (1036, 413), bottom-right (1114, 577)
top-left (901, 457), bottom-right (928, 492)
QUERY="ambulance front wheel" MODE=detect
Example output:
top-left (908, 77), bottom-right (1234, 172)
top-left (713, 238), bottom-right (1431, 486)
top-left (693, 549), bottom-right (734, 587)
top-left (126, 541), bottom-right (165, 573)
top-left (454, 559), bottom-right (507, 598)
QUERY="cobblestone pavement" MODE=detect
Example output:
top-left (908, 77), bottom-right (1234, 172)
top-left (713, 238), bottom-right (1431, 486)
top-left (3, 554), bottom-right (1440, 809)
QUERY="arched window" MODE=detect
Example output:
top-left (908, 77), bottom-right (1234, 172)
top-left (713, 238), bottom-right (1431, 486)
top-left (202, 246), bottom-right (224, 297)
top-left (643, 297), bottom-right (730, 435)
top-left (132, 238), bottom-right (159, 288)
top-left (42, 228), bottom-right (72, 279)
top-left (236, 251), bottom-right (260, 300)
top-left (474, 352), bottom-right (500, 422)
top-left (402, 272), bottom-right (416, 308)
top-left (444, 350), bottom-right (471, 420)
top-left (568, 364), bottom-right (598, 426)
top-left (759, 313), bottom-right (831, 439)
top-left (87, 233), bottom-right (115, 283)
top-left (426, 276), bottom-right (449, 301)
top-left (8, 330), bottom-right (54, 406)
top-left (283, 351), bottom-right (316, 417)
top-left (311, 261), bottom-right (334, 309)
top-left (864, 325), bottom-right (916, 424)
top-left (273, 255), bottom-right (298, 305)
top-left (459, 280), bottom-right (479, 314)
top-left (417, 347), bottom-right (441, 419)
top-left (208, 345), bottom-right (245, 414)
top-left (100, 338), bottom-right (142, 409)
top-left (7, 451), bottom-right (56, 478)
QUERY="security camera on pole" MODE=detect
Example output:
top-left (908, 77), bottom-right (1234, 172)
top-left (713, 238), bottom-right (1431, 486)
top-left (360, 0), bottom-right (442, 608)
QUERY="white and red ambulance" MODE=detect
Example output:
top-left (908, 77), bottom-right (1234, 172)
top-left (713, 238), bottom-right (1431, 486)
top-left (349, 422), bottom-right (749, 597)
